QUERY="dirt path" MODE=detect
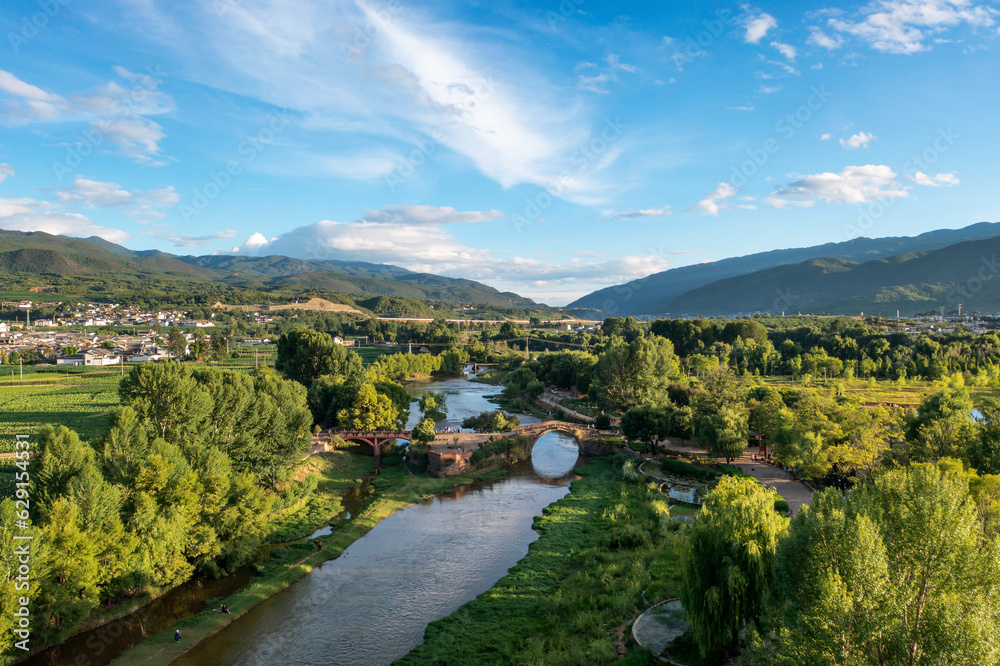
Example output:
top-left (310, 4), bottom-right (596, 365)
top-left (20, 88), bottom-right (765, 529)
top-left (659, 440), bottom-right (814, 517)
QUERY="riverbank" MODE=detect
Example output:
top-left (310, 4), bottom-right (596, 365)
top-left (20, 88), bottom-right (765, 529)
top-left (394, 456), bottom-right (686, 665)
top-left (109, 456), bottom-right (474, 666)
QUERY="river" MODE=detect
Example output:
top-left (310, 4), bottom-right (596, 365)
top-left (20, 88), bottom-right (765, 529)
top-left (25, 374), bottom-right (582, 665)
top-left (172, 374), bottom-right (582, 665)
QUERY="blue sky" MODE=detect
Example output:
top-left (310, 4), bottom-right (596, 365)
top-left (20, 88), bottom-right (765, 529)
top-left (1, 0), bottom-right (998, 305)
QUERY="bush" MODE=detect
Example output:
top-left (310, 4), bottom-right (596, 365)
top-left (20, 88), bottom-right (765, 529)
top-left (774, 499), bottom-right (790, 514)
top-left (660, 458), bottom-right (718, 482)
top-left (595, 413), bottom-right (612, 430)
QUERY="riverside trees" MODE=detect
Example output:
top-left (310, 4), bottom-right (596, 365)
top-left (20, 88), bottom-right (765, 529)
top-left (12, 362), bottom-right (308, 647)
top-left (747, 463), bottom-right (1000, 665)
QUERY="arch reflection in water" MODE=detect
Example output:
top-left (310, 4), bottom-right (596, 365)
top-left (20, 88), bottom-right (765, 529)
top-left (173, 433), bottom-right (581, 666)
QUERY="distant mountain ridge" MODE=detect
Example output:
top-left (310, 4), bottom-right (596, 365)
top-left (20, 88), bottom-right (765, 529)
top-left (663, 235), bottom-right (1000, 316)
top-left (570, 222), bottom-right (1000, 315)
top-left (0, 230), bottom-right (536, 307)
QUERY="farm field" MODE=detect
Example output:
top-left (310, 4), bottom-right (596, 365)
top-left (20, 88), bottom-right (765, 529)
top-left (0, 374), bottom-right (121, 452)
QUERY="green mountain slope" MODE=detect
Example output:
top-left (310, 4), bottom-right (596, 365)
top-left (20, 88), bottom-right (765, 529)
top-left (0, 229), bottom-right (536, 307)
top-left (665, 236), bottom-right (1000, 316)
top-left (569, 222), bottom-right (1000, 315)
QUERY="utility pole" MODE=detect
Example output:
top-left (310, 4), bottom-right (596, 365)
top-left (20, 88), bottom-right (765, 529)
top-left (958, 304), bottom-right (962, 318)
top-left (524, 336), bottom-right (529, 360)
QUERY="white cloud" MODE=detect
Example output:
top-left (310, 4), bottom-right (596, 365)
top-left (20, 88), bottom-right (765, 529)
top-left (224, 204), bottom-right (678, 304)
top-left (0, 197), bottom-right (129, 243)
top-left (56, 177), bottom-right (179, 219)
top-left (757, 85), bottom-right (782, 94)
top-left (689, 182), bottom-right (739, 216)
top-left (144, 229), bottom-right (237, 248)
top-left (728, 105), bottom-right (757, 111)
top-left (807, 27), bottom-right (845, 49)
top-left (908, 171), bottom-right (960, 185)
top-left (743, 11), bottom-right (778, 43)
top-left (828, 0), bottom-right (997, 54)
top-left (840, 131), bottom-right (876, 149)
top-left (820, 133), bottom-right (832, 140)
top-left (0, 68), bottom-right (173, 164)
top-left (112, 1), bottom-right (624, 204)
top-left (771, 41), bottom-right (798, 60)
top-left (608, 206), bottom-right (673, 219)
top-left (361, 205), bottom-right (504, 225)
top-left (0, 163), bottom-right (13, 183)
top-left (769, 164), bottom-right (910, 206)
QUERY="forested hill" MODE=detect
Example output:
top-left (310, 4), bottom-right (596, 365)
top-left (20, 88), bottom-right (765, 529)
top-left (0, 230), bottom-right (536, 307)
top-left (569, 222), bottom-right (1000, 315)
top-left (664, 234), bottom-right (1000, 316)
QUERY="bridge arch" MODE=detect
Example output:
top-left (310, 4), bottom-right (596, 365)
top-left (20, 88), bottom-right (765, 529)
top-left (514, 421), bottom-right (591, 455)
top-left (326, 430), bottom-right (412, 457)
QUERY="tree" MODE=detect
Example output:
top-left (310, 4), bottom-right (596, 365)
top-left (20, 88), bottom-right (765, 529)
top-left (681, 476), bottom-right (788, 657)
top-left (119, 362), bottom-right (213, 444)
top-left (670, 405), bottom-right (694, 442)
top-left (337, 383), bottom-right (397, 431)
top-left (31, 500), bottom-right (100, 645)
top-left (621, 404), bottom-right (672, 446)
top-left (167, 328), bottom-right (188, 359)
top-left (595, 413), bottom-right (612, 430)
top-left (418, 392), bottom-right (448, 422)
top-left (972, 401), bottom-right (1000, 474)
top-left (905, 389), bottom-right (977, 463)
top-left (461, 410), bottom-right (519, 433)
top-left (413, 418), bottom-right (437, 445)
top-left (28, 425), bottom-right (95, 522)
top-left (592, 336), bottom-right (680, 412)
top-left (752, 464), bottom-right (1000, 666)
top-left (699, 407), bottom-right (749, 463)
top-left (274, 328), bottom-right (361, 386)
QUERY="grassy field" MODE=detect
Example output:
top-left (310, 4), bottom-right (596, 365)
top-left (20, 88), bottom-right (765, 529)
top-left (0, 374), bottom-right (121, 452)
top-left (759, 375), bottom-right (1000, 407)
top-left (394, 457), bottom-right (685, 666)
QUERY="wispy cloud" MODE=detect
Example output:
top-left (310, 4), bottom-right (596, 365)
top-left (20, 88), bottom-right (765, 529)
top-left (0, 68), bottom-right (172, 164)
top-left (827, 0), bottom-right (997, 54)
top-left (56, 177), bottom-right (179, 220)
top-left (0, 196), bottom-right (129, 243)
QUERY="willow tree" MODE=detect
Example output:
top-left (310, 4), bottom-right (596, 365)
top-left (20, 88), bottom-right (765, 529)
top-left (750, 464), bottom-right (1000, 666)
top-left (680, 476), bottom-right (788, 657)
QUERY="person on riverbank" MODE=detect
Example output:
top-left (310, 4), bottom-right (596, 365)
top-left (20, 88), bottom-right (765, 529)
top-left (175, 629), bottom-right (181, 642)
top-left (316, 539), bottom-right (322, 552)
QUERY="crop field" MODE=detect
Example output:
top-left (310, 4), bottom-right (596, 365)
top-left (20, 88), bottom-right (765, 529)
top-left (759, 376), bottom-right (1000, 407)
top-left (0, 375), bottom-right (121, 452)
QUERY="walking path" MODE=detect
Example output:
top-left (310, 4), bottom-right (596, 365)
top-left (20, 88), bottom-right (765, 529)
top-left (658, 439), bottom-right (814, 517)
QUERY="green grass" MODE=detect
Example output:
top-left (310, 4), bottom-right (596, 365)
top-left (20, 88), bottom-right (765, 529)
top-left (394, 457), bottom-right (687, 666)
top-left (0, 374), bottom-right (121, 452)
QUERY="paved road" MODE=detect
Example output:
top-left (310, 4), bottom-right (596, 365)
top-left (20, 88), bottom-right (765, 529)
top-left (659, 439), bottom-right (815, 517)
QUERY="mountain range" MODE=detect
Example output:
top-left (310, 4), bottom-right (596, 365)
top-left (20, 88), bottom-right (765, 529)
top-left (0, 230), bottom-right (536, 308)
top-left (571, 222), bottom-right (1000, 317)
